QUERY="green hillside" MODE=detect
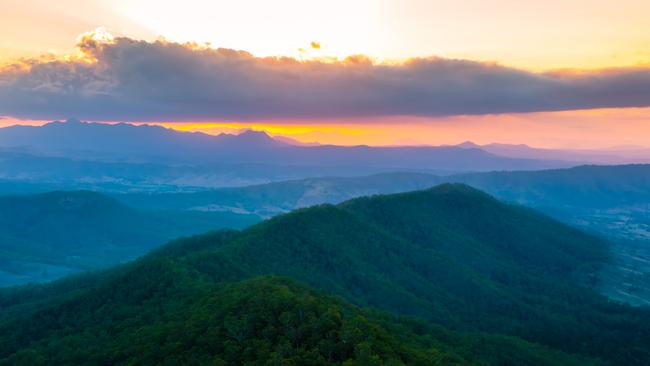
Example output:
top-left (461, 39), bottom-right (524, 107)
top-left (113, 165), bottom-right (650, 306)
top-left (1, 185), bottom-right (648, 365)
top-left (0, 266), bottom-right (605, 366)
top-left (0, 191), bottom-right (259, 286)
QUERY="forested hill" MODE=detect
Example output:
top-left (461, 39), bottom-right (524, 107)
top-left (1, 184), bottom-right (648, 365)
top-left (0, 190), bottom-right (258, 286)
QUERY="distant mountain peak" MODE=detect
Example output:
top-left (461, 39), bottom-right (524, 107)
top-left (213, 129), bottom-right (289, 148)
top-left (238, 129), bottom-right (273, 140)
top-left (456, 141), bottom-right (481, 148)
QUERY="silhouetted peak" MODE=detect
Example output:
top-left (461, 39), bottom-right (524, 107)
top-left (214, 129), bottom-right (288, 147)
top-left (238, 129), bottom-right (273, 141)
top-left (456, 141), bottom-right (481, 148)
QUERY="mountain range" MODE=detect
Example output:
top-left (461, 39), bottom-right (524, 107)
top-left (114, 164), bottom-right (650, 216)
top-left (1, 185), bottom-right (647, 365)
top-left (0, 120), bottom-right (570, 180)
top-left (0, 120), bottom-right (648, 192)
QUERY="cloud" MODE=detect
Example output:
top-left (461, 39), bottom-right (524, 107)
top-left (1, 33), bottom-right (650, 122)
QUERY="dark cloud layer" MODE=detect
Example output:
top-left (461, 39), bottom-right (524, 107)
top-left (1, 35), bottom-right (650, 121)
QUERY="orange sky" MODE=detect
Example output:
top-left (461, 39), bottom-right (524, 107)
top-left (1, 1), bottom-right (649, 149)
top-left (2, 0), bottom-right (650, 70)
top-left (3, 107), bottom-right (649, 149)
top-left (154, 108), bottom-right (650, 149)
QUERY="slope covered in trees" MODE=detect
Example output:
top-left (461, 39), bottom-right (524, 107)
top-left (1, 185), bottom-right (648, 365)
top-left (0, 270), bottom-right (603, 366)
top-left (114, 166), bottom-right (650, 305)
top-left (0, 191), bottom-right (258, 286)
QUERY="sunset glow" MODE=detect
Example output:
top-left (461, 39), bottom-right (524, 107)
top-left (1, 0), bottom-right (650, 149)
top-left (3, 106), bottom-right (650, 149)
top-left (143, 107), bottom-right (648, 149)
top-left (3, 1), bottom-right (650, 69)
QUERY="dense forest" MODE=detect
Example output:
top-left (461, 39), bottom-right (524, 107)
top-left (1, 184), bottom-right (649, 365)
top-left (112, 164), bottom-right (650, 306)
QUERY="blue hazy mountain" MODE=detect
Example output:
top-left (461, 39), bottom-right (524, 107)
top-left (114, 164), bottom-right (650, 215)
top-left (0, 119), bottom-right (570, 174)
top-left (0, 191), bottom-right (258, 287)
top-left (455, 141), bottom-right (650, 164)
top-left (0, 119), bottom-right (287, 166)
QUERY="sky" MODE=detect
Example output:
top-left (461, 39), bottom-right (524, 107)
top-left (1, 0), bottom-right (650, 148)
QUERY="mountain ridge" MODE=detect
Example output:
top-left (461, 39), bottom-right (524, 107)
top-left (3, 184), bottom-right (646, 365)
top-left (454, 140), bottom-right (650, 164)
top-left (0, 120), bottom-right (570, 172)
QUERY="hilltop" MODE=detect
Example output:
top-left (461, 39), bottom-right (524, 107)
top-left (1, 185), bottom-right (648, 365)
